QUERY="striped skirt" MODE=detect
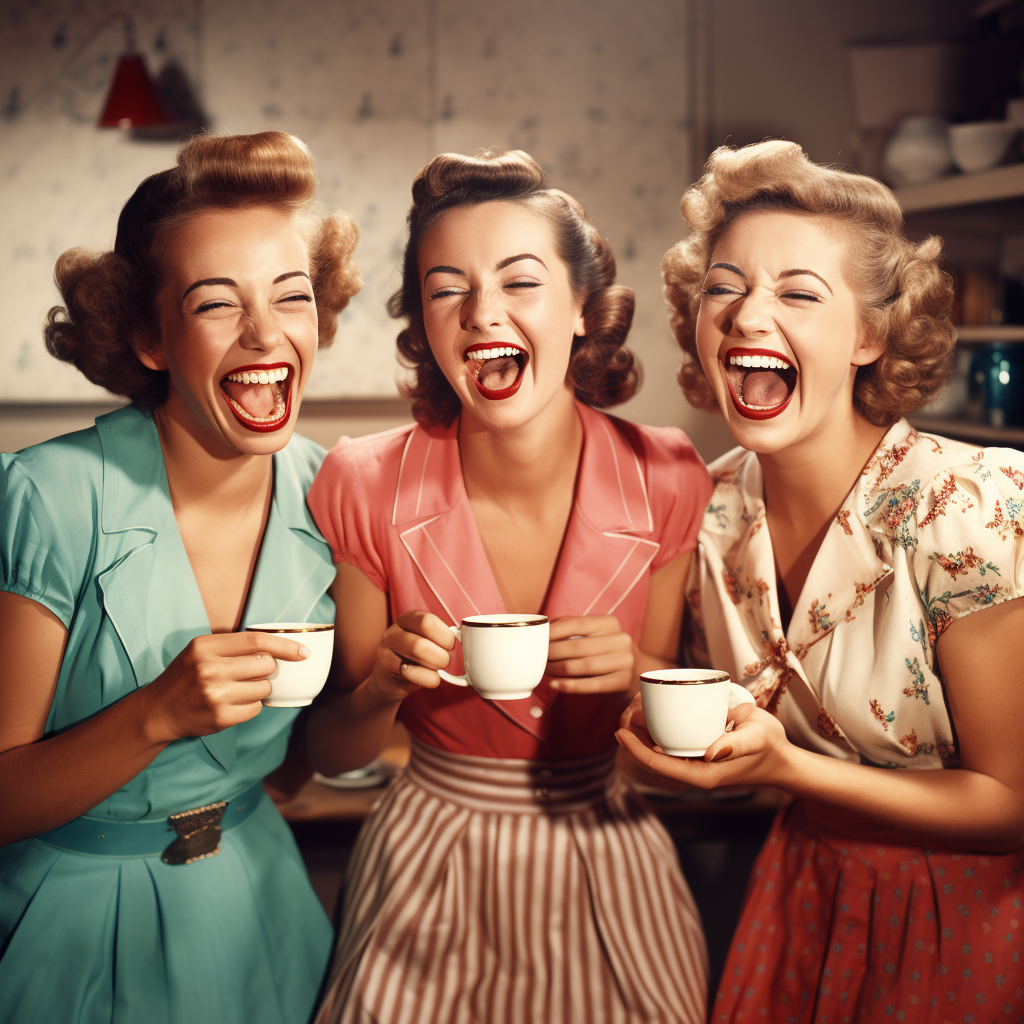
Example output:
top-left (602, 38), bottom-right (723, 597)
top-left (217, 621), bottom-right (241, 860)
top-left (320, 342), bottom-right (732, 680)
top-left (314, 740), bottom-right (708, 1024)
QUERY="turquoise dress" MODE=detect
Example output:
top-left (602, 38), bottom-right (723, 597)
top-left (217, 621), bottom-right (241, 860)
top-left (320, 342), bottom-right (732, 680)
top-left (0, 406), bottom-right (336, 1024)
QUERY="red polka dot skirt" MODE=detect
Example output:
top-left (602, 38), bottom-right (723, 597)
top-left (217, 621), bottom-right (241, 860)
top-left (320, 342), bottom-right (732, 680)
top-left (713, 800), bottom-right (1024, 1023)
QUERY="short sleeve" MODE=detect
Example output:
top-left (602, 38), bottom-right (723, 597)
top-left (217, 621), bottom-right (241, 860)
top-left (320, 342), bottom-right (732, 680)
top-left (306, 436), bottom-right (394, 592)
top-left (631, 423), bottom-right (714, 572)
top-left (0, 455), bottom-right (80, 626)
top-left (914, 448), bottom-right (1024, 636)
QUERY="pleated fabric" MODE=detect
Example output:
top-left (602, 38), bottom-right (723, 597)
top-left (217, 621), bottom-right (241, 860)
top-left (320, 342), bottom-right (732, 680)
top-left (0, 797), bottom-right (331, 1024)
top-left (713, 800), bottom-right (1024, 1023)
top-left (315, 740), bottom-right (708, 1024)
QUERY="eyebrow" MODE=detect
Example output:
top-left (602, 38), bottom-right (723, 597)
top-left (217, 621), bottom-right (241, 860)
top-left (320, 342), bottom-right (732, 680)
top-left (422, 253), bottom-right (548, 284)
top-left (707, 262), bottom-right (833, 295)
top-left (780, 268), bottom-right (833, 294)
top-left (181, 271), bottom-right (309, 302)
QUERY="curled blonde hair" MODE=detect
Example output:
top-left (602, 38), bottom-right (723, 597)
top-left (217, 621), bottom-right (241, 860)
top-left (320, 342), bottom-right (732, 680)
top-left (45, 132), bottom-right (361, 408)
top-left (663, 140), bottom-right (955, 426)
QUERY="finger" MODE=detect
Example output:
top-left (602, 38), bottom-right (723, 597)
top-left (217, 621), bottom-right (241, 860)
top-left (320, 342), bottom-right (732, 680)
top-left (727, 702), bottom-right (760, 726)
top-left (547, 650), bottom-right (633, 679)
top-left (383, 628), bottom-right (451, 671)
top-left (619, 693), bottom-right (645, 730)
top-left (615, 727), bottom-right (701, 781)
top-left (394, 610), bottom-right (457, 650)
top-left (550, 670), bottom-right (632, 694)
top-left (215, 652), bottom-right (283, 681)
top-left (237, 632), bottom-right (312, 661)
top-left (396, 660), bottom-right (441, 690)
top-left (547, 633), bottom-right (632, 661)
top-left (221, 678), bottom-right (275, 705)
top-left (704, 717), bottom-right (766, 762)
top-left (548, 616), bottom-right (620, 641)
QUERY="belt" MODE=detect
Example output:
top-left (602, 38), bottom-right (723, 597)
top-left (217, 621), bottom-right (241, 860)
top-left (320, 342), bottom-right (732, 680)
top-left (34, 780), bottom-right (265, 863)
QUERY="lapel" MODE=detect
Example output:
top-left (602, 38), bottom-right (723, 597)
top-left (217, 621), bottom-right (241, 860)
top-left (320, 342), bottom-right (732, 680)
top-left (394, 402), bottom-right (660, 739)
top-left (786, 425), bottom-right (910, 662)
top-left (242, 444), bottom-right (336, 629)
top-left (94, 409), bottom-right (334, 773)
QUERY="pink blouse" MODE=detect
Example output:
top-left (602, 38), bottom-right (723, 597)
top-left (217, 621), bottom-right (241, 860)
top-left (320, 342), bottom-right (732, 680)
top-left (307, 401), bottom-right (712, 760)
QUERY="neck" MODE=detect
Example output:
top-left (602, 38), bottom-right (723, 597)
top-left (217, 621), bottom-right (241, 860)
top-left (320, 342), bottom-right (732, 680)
top-left (153, 398), bottom-right (273, 513)
top-left (758, 405), bottom-right (888, 531)
top-left (458, 388), bottom-right (583, 508)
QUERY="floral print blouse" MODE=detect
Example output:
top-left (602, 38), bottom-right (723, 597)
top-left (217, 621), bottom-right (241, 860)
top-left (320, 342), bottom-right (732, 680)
top-left (684, 419), bottom-right (1024, 770)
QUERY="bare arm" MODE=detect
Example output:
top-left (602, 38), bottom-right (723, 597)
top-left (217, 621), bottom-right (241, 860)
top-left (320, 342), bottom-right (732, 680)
top-left (548, 551), bottom-right (692, 698)
top-left (618, 596), bottom-right (1024, 853)
top-left (305, 563), bottom-right (455, 777)
top-left (0, 591), bottom-right (308, 846)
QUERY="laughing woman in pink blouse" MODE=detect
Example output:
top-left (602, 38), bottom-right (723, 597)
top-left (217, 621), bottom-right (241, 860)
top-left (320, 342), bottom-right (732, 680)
top-left (618, 140), bottom-right (1024, 1022)
top-left (305, 149), bottom-right (712, 1023)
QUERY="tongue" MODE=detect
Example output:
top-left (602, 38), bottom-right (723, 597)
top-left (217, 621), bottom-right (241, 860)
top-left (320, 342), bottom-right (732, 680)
top-left (222, 380), bottom-right (281, 418)
top-left (477, 356), bottom-right (520, 392)
top-left (742, 369), bottom-right (790, 408)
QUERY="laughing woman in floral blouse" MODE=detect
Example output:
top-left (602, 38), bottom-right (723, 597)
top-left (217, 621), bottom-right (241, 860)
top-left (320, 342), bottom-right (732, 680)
top-left (617, 140), bottom-right (1024, 1022)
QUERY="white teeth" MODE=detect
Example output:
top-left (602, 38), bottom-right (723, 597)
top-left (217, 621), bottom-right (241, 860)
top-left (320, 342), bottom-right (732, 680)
top-left (727, 353), bottom-right (792, 370)
top-left (224, 367), bottom-right (290, 384)
top-left (466, 345), bottom-right (522, 361)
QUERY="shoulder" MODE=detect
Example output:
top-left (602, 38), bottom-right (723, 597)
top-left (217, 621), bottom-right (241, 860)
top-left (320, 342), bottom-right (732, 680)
top-left (2, 422), bottom-right (104, 510)
top-left (592, 409), bottom-right (709, 482)
top-left (315, 422), bottom-right (418, 487)
top-left (307, 422), bottom-right (418, 532)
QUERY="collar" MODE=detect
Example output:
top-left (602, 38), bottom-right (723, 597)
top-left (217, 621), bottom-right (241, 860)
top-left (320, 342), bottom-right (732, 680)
top-left (94, 406), bottom-right (334, 771)
top-left (392, 400), bottom-right (660, 740)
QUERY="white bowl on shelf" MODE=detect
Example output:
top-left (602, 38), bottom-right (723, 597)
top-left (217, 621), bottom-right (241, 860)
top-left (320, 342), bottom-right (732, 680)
top-left (947, 121), bottom-right (1017, 174)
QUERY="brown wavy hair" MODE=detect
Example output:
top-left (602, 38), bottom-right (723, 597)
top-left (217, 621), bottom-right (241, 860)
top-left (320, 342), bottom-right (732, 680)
top-left (45, 131), bottom-right (362, 409)
top-left (663, 140), bottom-right (955, 426)
top-left (389, 148), bottom-right (638, 427)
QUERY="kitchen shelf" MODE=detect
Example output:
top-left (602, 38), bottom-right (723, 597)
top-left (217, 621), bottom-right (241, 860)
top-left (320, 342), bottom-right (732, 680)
top-left (896, 164), bottom-right (1024, 213)
top-left (910, 414), bottom-right (1024, 447)
top-left (955, 325), bottom-right (1024, 343)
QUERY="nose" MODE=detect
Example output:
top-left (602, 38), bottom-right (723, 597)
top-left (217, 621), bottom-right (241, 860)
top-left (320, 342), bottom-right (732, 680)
top-left (239, 306), bottom-right (283, 351)
top-left (460, 287), bottom-right (504, 332)
top-left (728, 288), bottom-right (776, 338)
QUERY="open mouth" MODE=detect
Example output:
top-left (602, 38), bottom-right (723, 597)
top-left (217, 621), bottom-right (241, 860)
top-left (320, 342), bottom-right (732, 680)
top-left (463, 343), bottom-right (529, 401)
top-left (723, 348), bottom-right (798, 420)
top-left (219, 363), bottom-right (294, 432)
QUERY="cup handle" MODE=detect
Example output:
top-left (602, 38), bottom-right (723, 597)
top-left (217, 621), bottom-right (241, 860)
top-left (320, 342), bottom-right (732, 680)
top-left (727, 682), bottom-right (756, 709)
top-left (439, 626), bottom-right (469, 686)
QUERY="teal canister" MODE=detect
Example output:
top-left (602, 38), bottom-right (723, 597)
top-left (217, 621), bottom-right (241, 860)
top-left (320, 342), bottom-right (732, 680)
top-left (970, 344), bottom-right (1024, 427)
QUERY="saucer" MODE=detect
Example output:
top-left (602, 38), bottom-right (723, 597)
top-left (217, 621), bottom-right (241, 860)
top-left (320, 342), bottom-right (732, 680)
top-left (313, 759), bottom-right (393, 789)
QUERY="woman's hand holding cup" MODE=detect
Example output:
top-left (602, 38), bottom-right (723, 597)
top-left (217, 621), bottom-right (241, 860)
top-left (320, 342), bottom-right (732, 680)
top-left (140, 632), bottom-right (312, 743)
top-left (371, 610), bottom-right (455, 702)
top-left (546, 616), bottom-right (635, 694)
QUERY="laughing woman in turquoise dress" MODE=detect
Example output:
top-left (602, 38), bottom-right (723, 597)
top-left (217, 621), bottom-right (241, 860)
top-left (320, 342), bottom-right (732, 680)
top-left (0, 132), bottom-right (361, 1024)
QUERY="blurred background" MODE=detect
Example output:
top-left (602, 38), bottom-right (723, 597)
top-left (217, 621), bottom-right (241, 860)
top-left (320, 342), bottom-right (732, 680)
top-left (3, 0), bottom-right (1022, 459)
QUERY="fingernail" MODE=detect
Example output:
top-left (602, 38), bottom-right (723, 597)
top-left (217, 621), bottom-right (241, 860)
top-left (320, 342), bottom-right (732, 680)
top-left (549, 680), bottom-right (560, 690)
top-left (298, 645), bottom-right (310, 658)
top-left (711, 746), bottom-right (732, 762)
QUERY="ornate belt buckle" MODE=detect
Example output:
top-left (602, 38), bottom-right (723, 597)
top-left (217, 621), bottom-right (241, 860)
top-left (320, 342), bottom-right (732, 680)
top-left (161, 800), bottom-right (227, 865)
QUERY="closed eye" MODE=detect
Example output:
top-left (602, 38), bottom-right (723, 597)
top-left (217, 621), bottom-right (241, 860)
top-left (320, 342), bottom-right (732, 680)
top-left (193, 300), bottom-right (235, 314)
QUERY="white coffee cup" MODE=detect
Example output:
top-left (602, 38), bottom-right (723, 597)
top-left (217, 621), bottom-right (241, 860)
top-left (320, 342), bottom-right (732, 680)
top-left (639, 668), bottom-right (756, 757)
top-left (438, 614), bottom-right (549, 700)
top-left (245, 622), bottom-right (334, 707)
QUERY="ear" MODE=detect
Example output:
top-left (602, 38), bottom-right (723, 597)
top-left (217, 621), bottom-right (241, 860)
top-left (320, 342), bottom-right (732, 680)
top-left (573, 305), bottom-right (586, 339)
top-left (851, 325), bottom-right (886, 368)
top-left (131, 333), bottom-right (167, 372)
